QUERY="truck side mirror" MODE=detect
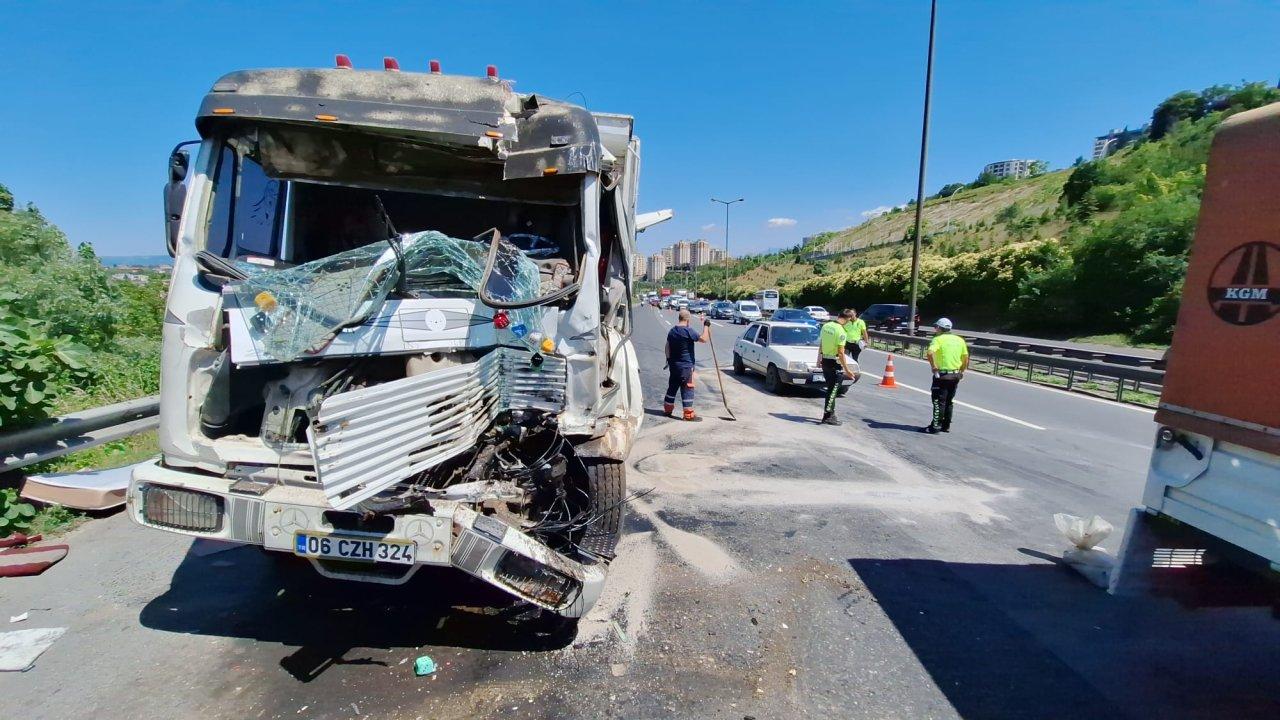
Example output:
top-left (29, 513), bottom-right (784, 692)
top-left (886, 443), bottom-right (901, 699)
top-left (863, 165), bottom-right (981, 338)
top-left (164, 142), bottom-right (198, 257)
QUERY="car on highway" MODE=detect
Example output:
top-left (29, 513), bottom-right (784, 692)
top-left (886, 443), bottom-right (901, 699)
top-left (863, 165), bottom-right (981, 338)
top-left (771, 307), bottom-right (820, 327)
top-left (862, 303), bottom-right (920, 330)
top-left (732, 300), bottom-right (763, 324)
top-left (673, 297), bottom-right (689, 311)
top-left (804, 305), bottom-right (830, 322)
top-left (709, 301), bottom-right (735, 319)
top-left (688, 299), bottom-right (711, 314)
top-left (732, 320), bottom-right (854, 395)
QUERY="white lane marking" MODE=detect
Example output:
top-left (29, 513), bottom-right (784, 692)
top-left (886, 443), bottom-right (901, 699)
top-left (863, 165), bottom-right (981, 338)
top-left (859, 371), bottom-right (1046, 431)
top-left (863, 349), bottom-right (1156, 415)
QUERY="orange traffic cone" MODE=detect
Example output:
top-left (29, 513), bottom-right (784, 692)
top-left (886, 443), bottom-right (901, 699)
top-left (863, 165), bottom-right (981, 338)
top-left (878, 354), bottom-right (898, 388)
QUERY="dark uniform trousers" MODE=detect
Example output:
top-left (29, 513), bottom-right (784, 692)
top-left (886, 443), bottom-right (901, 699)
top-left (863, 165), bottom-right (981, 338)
top-left (821, 358), bottom-right (841, 416)
top-left (665, 362), bottom-right (695, 408)
top-left (930, 371), bottom-right (961, 430)
top-left (844, 341), bottom-right (862, 362)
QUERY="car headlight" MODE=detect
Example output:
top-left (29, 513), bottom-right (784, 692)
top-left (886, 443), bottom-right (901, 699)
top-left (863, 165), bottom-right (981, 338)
top-left (787, 361), bottom-right (808, 373)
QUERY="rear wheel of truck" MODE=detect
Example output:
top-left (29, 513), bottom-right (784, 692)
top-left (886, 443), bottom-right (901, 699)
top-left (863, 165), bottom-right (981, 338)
top-left (575, 458), bottom-right (626, 562)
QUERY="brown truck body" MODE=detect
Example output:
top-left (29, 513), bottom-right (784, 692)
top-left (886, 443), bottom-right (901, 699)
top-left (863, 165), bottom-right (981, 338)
top-left (1154, 103), bottom-right (1280, 455)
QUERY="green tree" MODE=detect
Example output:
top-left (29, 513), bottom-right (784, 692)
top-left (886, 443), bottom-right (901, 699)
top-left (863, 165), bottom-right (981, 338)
top-left (1150, 90), bottom-right (1204, 140)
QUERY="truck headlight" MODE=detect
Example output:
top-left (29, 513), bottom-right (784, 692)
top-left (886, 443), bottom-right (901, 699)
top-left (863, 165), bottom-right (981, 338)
top-left (140, 485), bottom-right (224, 532)
top-left (787, 361), bottom-right (808, 373)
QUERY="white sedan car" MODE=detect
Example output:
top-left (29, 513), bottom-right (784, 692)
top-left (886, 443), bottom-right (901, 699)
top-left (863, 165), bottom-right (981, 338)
top-left (732, 321), bottom-right (857, 394)
top-left (804, 306), bottom-right (831, 322)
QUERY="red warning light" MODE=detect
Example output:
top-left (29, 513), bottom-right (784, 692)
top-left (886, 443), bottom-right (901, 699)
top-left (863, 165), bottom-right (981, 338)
top-left (493, 311), bottom-right (510, 330)
top-left (384, 57), bottom-right (400, 72)
top-left (335, 54), bottom-right (353, 69)
top-left (486, 65), bottom-right (498, 80)
top-left (429, 59), bottom-right (441, 74)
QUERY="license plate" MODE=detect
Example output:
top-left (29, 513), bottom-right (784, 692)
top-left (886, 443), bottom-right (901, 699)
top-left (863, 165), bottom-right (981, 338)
top-left (294, 533), bottom-right (416, 565)
top-left (811, 373), bottom-right (825, 383)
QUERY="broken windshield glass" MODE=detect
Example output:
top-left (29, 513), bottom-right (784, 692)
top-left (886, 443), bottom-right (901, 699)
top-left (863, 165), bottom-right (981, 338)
top-left (228, 230), bottom-right (544, 362)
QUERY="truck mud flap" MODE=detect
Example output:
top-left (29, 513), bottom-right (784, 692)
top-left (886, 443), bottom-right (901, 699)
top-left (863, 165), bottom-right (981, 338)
top-left (450, 506), bottom-right (605, 618)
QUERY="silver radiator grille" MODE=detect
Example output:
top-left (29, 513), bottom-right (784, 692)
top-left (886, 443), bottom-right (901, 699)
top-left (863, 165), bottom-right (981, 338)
top-left (311, 347), bottom-right (567, 509)
top-left (452, 528), bottom-right (502, 574)
top-left (227, 496), bottom-right (265, 543)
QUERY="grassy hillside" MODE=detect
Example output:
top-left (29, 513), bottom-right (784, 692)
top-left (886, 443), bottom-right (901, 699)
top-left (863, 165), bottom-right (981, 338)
top-left (687, 81), bottom-right (1280, 342)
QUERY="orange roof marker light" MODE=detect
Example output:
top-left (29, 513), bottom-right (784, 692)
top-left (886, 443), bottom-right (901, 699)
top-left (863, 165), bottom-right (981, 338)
top-left (315, 114), bottom-right (338, 122)
top-left (335, 54), bottom-right (353, 69)
top-left (429, 59), bottom-right (441, 74)
top-left (384, 57), bottom-right (400, 72)
top-left (211, 108), bottom-right (235, 115)
top-left (485, 130), bottom-right (503, 139)
top-left (542, 167), bottom-right (558, 176)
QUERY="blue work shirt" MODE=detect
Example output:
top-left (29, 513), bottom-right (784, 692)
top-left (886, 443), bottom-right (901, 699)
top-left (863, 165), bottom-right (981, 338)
top-left (666, 325), bottom-right (701, 366)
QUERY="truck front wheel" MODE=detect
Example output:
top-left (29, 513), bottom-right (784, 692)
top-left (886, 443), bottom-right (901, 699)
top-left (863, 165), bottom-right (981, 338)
top-left (575, 458), bottom-right (626, 561)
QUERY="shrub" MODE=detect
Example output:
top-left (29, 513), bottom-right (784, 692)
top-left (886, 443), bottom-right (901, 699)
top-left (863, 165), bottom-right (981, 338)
top-left (0, 305), bottom-right (92, 429)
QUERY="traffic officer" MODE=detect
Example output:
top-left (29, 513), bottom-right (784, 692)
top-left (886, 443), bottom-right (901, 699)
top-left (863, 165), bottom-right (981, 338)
top-left (924, 317), bottom-right (969, 434)
top-left (664, 309), bottom-right (711, 421)
top-left (844, 308), bottom-right (869, 362)
top-left (817, 309), bottom-right (858, 426)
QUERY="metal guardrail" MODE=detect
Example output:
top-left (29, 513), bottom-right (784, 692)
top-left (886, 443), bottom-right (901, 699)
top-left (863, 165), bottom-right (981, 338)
top-left (867, 330), bottom-right (1164, 406)
top-left (0, 395), bottom-right (160, 472)
top-left (875, 326), bottom-right (1164, 369)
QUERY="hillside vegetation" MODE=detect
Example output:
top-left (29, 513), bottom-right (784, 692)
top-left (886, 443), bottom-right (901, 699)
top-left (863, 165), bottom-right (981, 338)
top-left (686, 81), bottom-right (1280, 342)
top-left (0, 184), bottom-right (166, 434)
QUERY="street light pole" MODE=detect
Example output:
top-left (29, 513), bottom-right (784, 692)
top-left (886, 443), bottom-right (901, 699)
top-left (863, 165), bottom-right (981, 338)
top-left (711, 197), bottom-right (744, 299)
top-left (908, 0), bottom-right (938, 336)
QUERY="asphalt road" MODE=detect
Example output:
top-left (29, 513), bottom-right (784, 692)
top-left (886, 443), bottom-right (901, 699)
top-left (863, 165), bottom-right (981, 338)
top-left (3, 306), bottom-right (1279, 719)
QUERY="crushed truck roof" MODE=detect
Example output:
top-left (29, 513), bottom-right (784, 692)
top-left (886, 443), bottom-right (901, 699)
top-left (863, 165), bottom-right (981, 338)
top-left (196, 68), bottom-right (623, 180)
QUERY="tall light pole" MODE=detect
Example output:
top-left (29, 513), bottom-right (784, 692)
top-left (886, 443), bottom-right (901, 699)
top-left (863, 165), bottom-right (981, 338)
top-left (908, 0), bottom-right (938, 336)
top-left (711, 197), bottom-right (744, 299)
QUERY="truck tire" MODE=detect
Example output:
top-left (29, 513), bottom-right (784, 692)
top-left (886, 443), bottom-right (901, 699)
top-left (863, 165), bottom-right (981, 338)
top-left (576, 458), bottom-right (626, 562)
top-left (733, 352), bottom-right (746, 375)
top-left (765, 364), bottom-right (782, 394)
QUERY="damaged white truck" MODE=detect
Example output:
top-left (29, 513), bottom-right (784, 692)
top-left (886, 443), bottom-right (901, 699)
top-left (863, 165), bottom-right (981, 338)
top-left (128, 58), bottom-right (669, 619)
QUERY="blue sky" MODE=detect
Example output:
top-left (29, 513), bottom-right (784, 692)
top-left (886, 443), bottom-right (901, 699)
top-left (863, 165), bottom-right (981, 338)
top-left (1, 1), bottom-right (1277, 258)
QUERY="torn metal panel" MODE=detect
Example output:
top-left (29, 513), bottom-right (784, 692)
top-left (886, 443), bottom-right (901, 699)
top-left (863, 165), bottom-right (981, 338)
top-left (310, 348), bottom-right (567, 509)
top-left (450, 505), bottom-right (606, 617)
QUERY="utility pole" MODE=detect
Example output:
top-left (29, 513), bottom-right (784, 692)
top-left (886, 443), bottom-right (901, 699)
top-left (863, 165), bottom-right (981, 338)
top-left (908, 0), bottom-right (937, 336)
top-left (711, 197), bottom-right (744, 299)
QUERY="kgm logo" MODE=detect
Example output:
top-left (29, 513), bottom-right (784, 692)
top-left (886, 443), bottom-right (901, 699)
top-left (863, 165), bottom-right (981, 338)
top-left (1207, 241), bottom-right (1280, 326)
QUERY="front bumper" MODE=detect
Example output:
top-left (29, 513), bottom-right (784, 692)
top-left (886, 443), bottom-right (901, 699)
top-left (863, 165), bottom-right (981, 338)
top-left (780, 367), bottom-right (854, 386)
top-left (128, 461), bottom-right (605, 617)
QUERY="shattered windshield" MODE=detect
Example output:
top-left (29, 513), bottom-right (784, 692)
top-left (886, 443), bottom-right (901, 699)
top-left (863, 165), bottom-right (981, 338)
top-left (228, 230), bottom-right (544, 362)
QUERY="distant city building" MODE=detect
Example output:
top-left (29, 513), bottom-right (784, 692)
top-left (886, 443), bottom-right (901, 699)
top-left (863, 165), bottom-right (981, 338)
top-left (672, 241), bottom-right (692, 268)
top-left (631, 253), bottom-right (646, 280)
top-left (661, 247), bottom-right (673, 267)
top-left (1092, 126), bottom-right (1148, 159)
top-left (709, 247), bottom-right (727, 264)
top-left (690, 239), bottom-right (712, 267)
top-left (982, 159), bottom-right (1038, 180)
top-left (646, 253), bottom-right (667, 282)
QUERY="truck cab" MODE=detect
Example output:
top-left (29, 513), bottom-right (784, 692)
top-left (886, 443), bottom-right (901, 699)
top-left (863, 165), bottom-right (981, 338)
top-left (128, 59), bottom-right (669, 619)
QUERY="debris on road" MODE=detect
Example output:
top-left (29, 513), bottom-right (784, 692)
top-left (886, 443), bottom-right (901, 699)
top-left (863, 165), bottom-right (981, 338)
top-left (9, 613), bottom-right (28, 623)
top-left (1055, 512), bottom-right (1115, 588)
top-left (20, 462), bottom-right (144, 510)
top-left (0, 627), bottom-right (66, 671)
top-left (0, 533), bottom-right (68, 578)
top-left (413, 655), bottom-right (437, 676)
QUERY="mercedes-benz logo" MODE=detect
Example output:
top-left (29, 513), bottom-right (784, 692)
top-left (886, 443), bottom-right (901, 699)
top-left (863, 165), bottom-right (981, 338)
top-left (1207, 241), bottom-right (1280, 326)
